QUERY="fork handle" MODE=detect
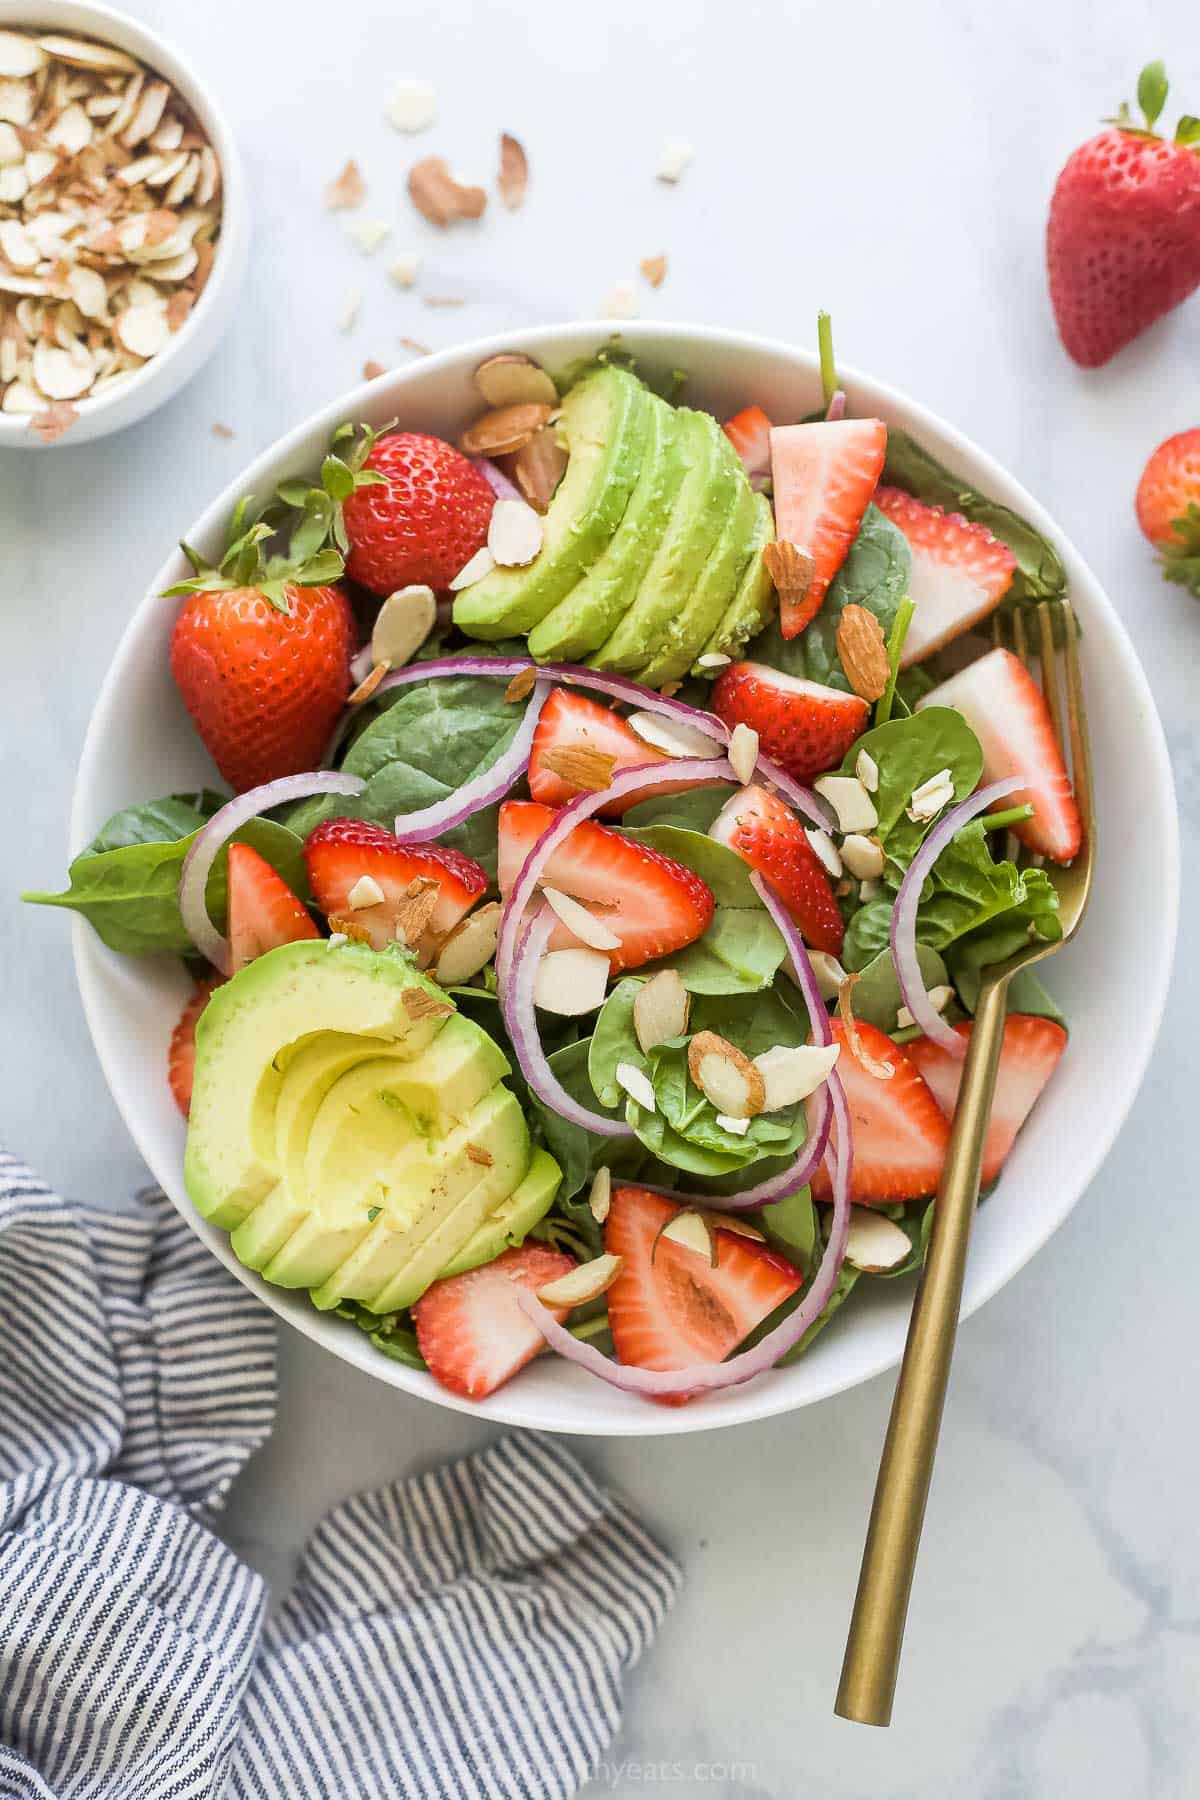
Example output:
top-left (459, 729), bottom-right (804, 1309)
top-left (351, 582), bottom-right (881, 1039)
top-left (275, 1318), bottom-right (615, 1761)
top-left (835, 974), bottom-right (1010, 1726)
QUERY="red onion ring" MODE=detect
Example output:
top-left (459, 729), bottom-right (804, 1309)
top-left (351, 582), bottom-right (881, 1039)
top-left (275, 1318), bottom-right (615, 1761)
top-left (826, 390), bottom-right (847, 421)
top-left (393, 679), bottom-right (550, 843)
top-left (890, 776), bottom-right (1025, 1056)
top-left (469, 457), bottom-right (522, 503)
top-left (502, 901), bottom-right (634, 1138)
top-left (178, 771), bottom-right (364, 975)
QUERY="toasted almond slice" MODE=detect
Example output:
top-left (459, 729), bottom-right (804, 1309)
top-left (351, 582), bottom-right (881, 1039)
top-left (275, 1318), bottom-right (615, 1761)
top-left (0, 163), bottom-right (28, 202)
top-left (763, 538), bottom-right (815, 612)
top-left (28, 399), bottom-right (78, 442)
top-left (808, 949), bottom-right (848, 1001)
top-left (497, 131), bottom-right (527, 210)
top-left (23, 148), bottom-right (55, 188)
top-left (337, 287), bottom-right (361, 333)
top-left (0, 31), bottom-right (46, 78)
top-left (46, 100), bottom-right (92, 155)
top-left (0, 120), bottom-right (21, 163)
top-left (537, 1252), bottom-right (624, 1308)
top-left (856, 748), bottom-right (880, 793)
top-left (488, 496), bottom-right (543, 567)
top-left (168, 289), bottom-right (197, 332)
top-left (370, 584), bottom-right (437, 669)
top-left (837, 604), bottom-right (890, 702)
top-left (537, 744), bottom-right (617, 794)
top-left (2, 378), bottom-right (43, 412)
top-left (164, 156), bottom-right (199, 208)
top-left (715, 1113), bottom-right (750, 1136)
top-left (347, 874), bottom-right (385, 910)
top-left (122, 78), bottom-right (169, 147)
top-left (392, 878), bottom-right (441, 950)
top-left (65, 264), bottom-right (108, 320)
top-left (588, 1166), bottom-right (612, 1225)
top-left (838, 974), bottom-right (895, 1081)
top-left (402, 986), bottom-right (455, 1022)
top-left (504, 666), bottom-right (538, 703)
top-left (896, 986), bottom-right (954, 1032)
top-left (386, 79), bottom-right (436, 133)
top-left (543, 886), bottom-right (621, 952)
top-left (474, 352), bottom-right (557, 410)
top-left (728, 722), bottom-right (759, 785)
top-left (114, 302), bottom-right (168, 358)
top-left (805, 826), bottom-right (843, 879)
top-left (326, 914), bottom-right (372, 944)
top-left (144, 150), bottom-right (189, 190)
top-left (116, 152), bottom-right (165, 187)
top-left (150, 114), bottom-right (185, 152)
top-left (460, 400), bottom-right (553, 458)
top-left (534, 946), bottom-right (610, 1016)
top-left (633, 969), bottom-right (690, 1055)
top-left (841, 833), bottom-right (885, 881)
top-left (32, 341), bottom-right (93, 399)
top-left (38, 35), bottom-right (138, 72)
top-left (407, 155), bottom-right (486, 226)
top-left (753, 1042), bottom-right (841, 1111)
top-left (687, 1030), bottom-right (766, 1119)
top-left (906, 769), bottom-right (955, 823)
top-left (194, 147), bottom-right (219, 207)
top-left (448, 544), bottom-right (495, 590)
top-left (0, 78), bottom-right (33, 129)
top-left (509, 426), bottom-right (568, 512)
top-left (704, 1211), bottom-right (766, 1242)
top-left (696, 652), bottom-right (731, 670)
top-left (615, 1061), bottom-right (656, 1112)
top-left (658, 1210), bottom-right (714, 1263)
top-left (433, 901), bottom-right (502, 986)
top-left (844, 1206), bottom-right (912, 1273)
top-left (640, 253), bottom-right (667, 288)
top-left (348, 661), bottom-right (387, 705)
top-left (627, 710), bottom-right (714, 758)
top-left (0, 219), bottom-right (37, 269)
top-left (325, 158), bottom-right (364, 210)
top-left (146, 247), bottom-right (198, 283)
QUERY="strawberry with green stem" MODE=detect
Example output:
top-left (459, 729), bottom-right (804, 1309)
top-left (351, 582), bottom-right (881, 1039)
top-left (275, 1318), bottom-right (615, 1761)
top-left (1136, 426), bottom-right (1200, 597)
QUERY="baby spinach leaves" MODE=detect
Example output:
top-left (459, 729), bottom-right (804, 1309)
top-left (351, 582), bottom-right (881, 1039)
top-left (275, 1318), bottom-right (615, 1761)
top-left (836, 708), bottom-right (984, 874)
top-left (622, 824), bottom-right (786, 995)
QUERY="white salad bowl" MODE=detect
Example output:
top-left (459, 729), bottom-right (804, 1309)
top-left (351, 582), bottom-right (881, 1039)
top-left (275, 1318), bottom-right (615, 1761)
top-left (70, 322), bottom-right (1179, 1435)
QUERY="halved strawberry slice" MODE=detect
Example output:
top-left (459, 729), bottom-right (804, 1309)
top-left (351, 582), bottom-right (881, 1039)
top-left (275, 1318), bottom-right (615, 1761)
top-left (874, 486), bottom-right (1016, 666)
top-left (908, 1015), bottom-right (1067, 1186)
top-left (528, 687), bottom-right (671, 816)
top-left (227, 842), bottom-right (319, 973)
top-left (811, 1019), bottom-right (950, 1205)
top-left (709, 782), bottom-right (844, 955)
top-left (769, 418), bottom-right (888, 635)
top-left (167, 979), bottom-right (222, 1118)
top-left (917, 648), bottom-right (1082, 863)
top-left (711, 662), bottom-right (868, 782)
top-left (413, 1244), bottom-right (576, 1399)
top-left (303, 817), bottom-right (488, 951)
top-left (604, 1187), bottom-right (804, 1406)
top-left (497, 800), bottom-right (715, 974)
top-left (723, 404), bottom-right (773, 476)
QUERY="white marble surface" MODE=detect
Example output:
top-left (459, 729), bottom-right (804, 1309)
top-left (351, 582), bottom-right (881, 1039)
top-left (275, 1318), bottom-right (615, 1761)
top-left (2, 0), bottom-right (1197, 1793)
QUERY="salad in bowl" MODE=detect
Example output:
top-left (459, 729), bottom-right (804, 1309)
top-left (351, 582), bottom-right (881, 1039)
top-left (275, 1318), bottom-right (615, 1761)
top-left (29, 320), bottom-right (1094, 1414)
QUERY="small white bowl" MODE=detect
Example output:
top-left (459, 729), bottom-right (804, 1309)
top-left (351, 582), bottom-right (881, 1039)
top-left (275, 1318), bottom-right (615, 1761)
top-left (69, 322), bottom-right (1179, 1436)
top-left (0, 0), bottom-right (248, 448)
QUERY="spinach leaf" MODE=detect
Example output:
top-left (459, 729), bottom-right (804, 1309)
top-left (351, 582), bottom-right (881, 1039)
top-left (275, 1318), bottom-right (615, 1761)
top-left (777, 1264), bottom-right (861, 1362)
top-left (946, 934), bottom-right (1067, 1027)
top-left (837, 708), bottom-right (983, 874)
top-left (24, 815), bottom-right (307, 956)
top-left (850, 942), bottom-right (950, 1029)
top-left (756, 1185), bottom-right (818, 1270)
top-left (82, 790), bottom-right (226, 854)
top-left (622, 824), bottom-right (786, 995)
top-left (620, 786), bottom-right (728, 834)
top-left (883, 427), bottom-right (1067, 604)
top-left (526, 1038), bottom-right (654, 1205)
top-left (332, 1300), bottom-right (426, 1369)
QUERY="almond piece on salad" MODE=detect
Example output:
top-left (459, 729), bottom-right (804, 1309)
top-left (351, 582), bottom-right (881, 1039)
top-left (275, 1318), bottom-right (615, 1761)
top-left (763, 539), bottom-right (815, 610)
top-left (460, 401), bottom-right (553, 457)
top-left (588, 1165), bottom-right (612, 1225)
top-left (402, 987), bottom-right (455, 1022)
top-left (813, 774), bottom-right (879, 834)
top-left (627, 710), bottom-right (715, 758)
top-left (488, 496), bottom-right (543, 567)
top-left (633, 969), bottom-right (690, 1055)
top-left (616, 1061), bottom-right (656, 1112)
top-left (347, 874), bottom-right (385, 910)
top-left (474, 351), bottom-right (557, 409)
top-left (703, 1211), bottom-right (766, 1242)
top-left (809, 949), bottom-right (848, 1001)
top-left (837, 604), bottom-right (890, 702)
top-left (658, 1210), bottom-right (715, 1263)
top-left (906, 768), bottom-right (955, 823)
top-left (433, 901), bottom-right (501, 986)
top-left (391, 877), bottom-right (440, 949)
top-left (687, 1031), bottom-right (765, 1119)
top-left (543, 886), bottom-right (622, 951)
top-left (728, 722), bottom-right (759, 785)
top-left (407, 155), bottom-right (486, 226)
top-left (537, 743), bottom-right (616, 794)
top-left (536, 1253), bottom-right (624, 1308)
top-left (856, 748), bottom-right (880, 793)
top-left (753, 1042), bottom-right (841, 1111)
top-left (534, 946), bottom-right (610, 1016)
top-left (449, 545), bottom-right (496, 590)
top-left (844, 1206), bottom-right (912, 1273)
top-left (509, 425), bottom-right (568, 512)
top-left (370, 584), bottom-right (437, 670)
top-left (840, 833), bottom-right (885, 881)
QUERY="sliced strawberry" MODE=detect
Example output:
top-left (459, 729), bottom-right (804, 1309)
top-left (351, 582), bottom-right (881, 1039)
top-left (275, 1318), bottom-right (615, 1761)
top-left (527, 688), bottom-right (674, 816)
top-left (709, 782), bottom-right (844, 955)
top-left (303, 817), bottom-right (488, 951)
top-left (723, 404), bottom-right (773, 476)
top-left (497, 800), bottom-right (715, 974)
top-left (811, 1020), bottom-right (951, 1206)
top-left (769, 418), bottom-right (888, 635)
top-left (167, 979), bottom-right (222, 1118)
top-left (711, 662), bottom-right (868, 782)
top-left (908, 1015), bottom-right (1067, 1186)
top-left (226, 842), bottom-right (319, 973)
top-left (604, 1187), bottom-right (804, 1406)
top-left (873, 486), bottom-right (1016, 666)
top-left (414, 1244), bottom-right (576, 1400)
top-left (918, 648), bottom-right (1082, 863)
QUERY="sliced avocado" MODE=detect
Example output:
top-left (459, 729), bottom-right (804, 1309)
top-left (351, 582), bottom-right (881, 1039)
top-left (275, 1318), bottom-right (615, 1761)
top-left (589, 408), bottom-right (737, 674)
top-left (694, 491), bottom-right (777, 669)
top-left (635, 445), bottom-right (759, 687)
top-left (453, 366), bottom-right (651, 640)
top-left (526, 394), bottom-right (685, 662)
top-left (437, 1148), bottom-right (561, 1278)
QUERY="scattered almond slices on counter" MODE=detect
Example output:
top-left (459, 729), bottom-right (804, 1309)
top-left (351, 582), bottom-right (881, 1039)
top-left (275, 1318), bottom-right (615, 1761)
top-left (325, 159), bottom-right (365, 210)
top-left (497, 132), bottom-right (527, 211)
top-left (407, 155), bottom-right (486, 227)
top-left (385, 79), bottom-right (436, 135)
top-left (474, 351), bottom-right (557, 409)
top-left (640, 253), bottom-right (668, 288)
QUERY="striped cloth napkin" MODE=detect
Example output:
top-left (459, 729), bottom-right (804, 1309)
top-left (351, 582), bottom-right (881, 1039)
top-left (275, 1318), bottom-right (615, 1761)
top-left (0, 1148), bottom-right (681, 1799)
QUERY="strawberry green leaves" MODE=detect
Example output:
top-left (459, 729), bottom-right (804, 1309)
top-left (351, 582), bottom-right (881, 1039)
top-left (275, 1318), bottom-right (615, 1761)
top-left (1157, 501), bottom-right (1200, 597)
top-left (1137, 60), bottom-right (1169, 133)
top-left (1107, 61), bottom-right (1200, 149)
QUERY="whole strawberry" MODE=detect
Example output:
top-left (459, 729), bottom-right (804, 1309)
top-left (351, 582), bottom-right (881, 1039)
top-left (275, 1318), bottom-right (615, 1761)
top-left (342, 431), bottom-right (495, 593)
top-left (1047, 62), bottom-right (1200, 367)
top-left (1135, 427), bottom-right (1200, 596)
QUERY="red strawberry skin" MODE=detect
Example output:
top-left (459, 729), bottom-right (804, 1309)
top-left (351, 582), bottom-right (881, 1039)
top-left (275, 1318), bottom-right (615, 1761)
top-left (167, 979), bottom-right (222, 1118)
top-left (170, 582), bottom-right (356, 794)
top-left (604, 1186), bottom-right (803, 1405)
top-left (709, 783), bottom-right (844, 956)
top-left (342, 432), bottom-right (495, 594)
top-left (527, 688), bottom-right (672, 815)
top-left (873, 487), bottom-right (1016, 666)
top-left (227, 842), bottom-right (319, 972)
top-left (811, 1019), bottom-right (950, 1206)
top-left (1047, 127), bottom-right (1200, 368)
top-left (414, 1244), bottom-right (575, 1399)
top-left (1136, 427), bottom-right (1200, 545)
top-left (304, 817), bottom-right (487, 949)
top-left (769, 419), bottom-right (887, 634)
top-left (711, 662), bottom-right (868, 782)
top-left (909, 1015), bottom-right (1067, 1186)
top-left (723, 404), bottom-right (773, 475)
top-left (497, 800), bottom-right (715, 974)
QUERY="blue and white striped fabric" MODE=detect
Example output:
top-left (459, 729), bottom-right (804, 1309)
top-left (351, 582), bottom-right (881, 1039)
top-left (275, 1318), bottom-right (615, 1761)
top-left (0, 1149), bottom-right (681, 1799)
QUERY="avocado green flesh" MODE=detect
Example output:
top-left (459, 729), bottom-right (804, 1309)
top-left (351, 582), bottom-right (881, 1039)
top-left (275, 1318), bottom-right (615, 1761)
top-left (186, 941), bottom-right (560, 1313)
top-left (438, 1149), bottom-right (562, 1278)
top-left (453, 366), bottom-right (650, 640)
top-left (696, 491), bottom-right (777, 669)
top-left (526, 394), bottom-right (685, 662)
top-left (589, 409), bottom-right (737, 675)
top-left (636, 443), bottom-right (759, 687)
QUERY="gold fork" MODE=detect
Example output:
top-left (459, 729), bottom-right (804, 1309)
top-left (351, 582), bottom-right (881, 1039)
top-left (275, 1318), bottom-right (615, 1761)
top-left (835, 598), bottom-right (1095, 1727)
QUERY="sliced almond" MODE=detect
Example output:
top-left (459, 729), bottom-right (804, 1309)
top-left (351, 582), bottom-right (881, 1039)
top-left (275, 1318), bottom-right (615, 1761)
top-left (640, 253), bottom-right (667, 288)
top-left (696, 652), bottom-right (731, 670)
top-left (837, 604), bottom-right (890, 702)
top-left (487, 496), bottom-right (543, 567)
top-left (337, 288), bottom-right (362, 333)
top-left (385, 79), bottom-right (436, 133)
top-left (392, 877), bottom-right (441, 949)
top-left (433, 901), bottom-right (501, 986)
top-left (897, 985), bottom-right (954, 1031)
top-left (537, 743), bottom-right (615, 794)
top-left (0, 32), bottom-right (47, 79)
top-left (66, 264), bottom-right (108, 320)
top-left (536, 1253), bottom-right (624, 1309)
top-left (841, 833), bottom-right (885, 881)
top-left (534, 946), bottom-right (610, 1016)
top-left (0, 78), bottom-right (35, 128)
top-left (813, 774), bottom-right (878, 835)
top-left (715, 1113), bottom-right (750, 1136)
top-left (687, 1030), bottom-right (766, 1119)
top-left (402, 986), bottom-right (454, 1022)
top-left (2, 379), bottom-right (43, 412)
top-left (509, 426), bottom-right (568, 512)
top-left (753, 1042), bottom-right (841, 1111)
top-left (656, 139), bottom-right (693, 183)
top-left (497, 131), bottom-right (528, 210)
top-left (809, 949), bottom-right (848, 1001)
top-left (600, 279), bottom-right (638, 320)
top-left (121, 78), bottom-right (168, 147)
top-left (906, 769), bottom-right (955, 823)
top-left (387, 253), bottom-right (420, 288)
top-left (37, 35), bottom-right (138, 73)
top-left (0, 120), bottom-right (22, 163)
top-left (348, 661), bottom-right (387, 705)
top-left (504, 666), bottom-right (538, 703)
top-left (543, 886), bottom-right (622, 951)
top-left (657, 1210), bottom-right (714, 1263)
top-left (844, 1206), bottom-right (911, 1273)
top-left (0, 164), bottom-right (28, 202)
top-left (460, 400), bottom-right (553, 458)
top-left (28, 399), bottom-right (78, 442)
top-left (407, 155), bottom-right (486, 226)
top-left (627, 710), bottom-right (714, 758)
top-left (347, 217), bottom-right (391, 255)
top-left (448, 544), bottom-right (495, 590)
top-left (0, 220), bottom-right (38, 269)
top-left (588, 1166), bottom-right (612, 1225)
top-left (113, 302), bottom-right (168, 359)
top-left (728, 722), bottom-right (759, 785)
top-left (805, 826), bottom-right (843, 879)
top-left (347, 874), bottom-right (385, 910)
top-left (763, 539), bottom-right (815, 611)
top-left (474, 351), bottom-right (557, 409)
top-left (370, 584), bottom-right (437, 669)
top-left (703, 1211), bottom-right (766, 1242)
top-left (47, 101), bottom-right (91, 155)
top-left (856, 748), bottom-right (880, 793)
top-left (632, 969), bottom-right (690, 1055)
top-left (326, 914), bottom-right (373, 945)
top-left (32, 341), bottom-right (93, 399)
top-left (838, 975), bottom-right (895, 1081)
top-left (325, 158), bottom-right (364, 210)
top-left (615, 1061), bottom-right (656, 1112)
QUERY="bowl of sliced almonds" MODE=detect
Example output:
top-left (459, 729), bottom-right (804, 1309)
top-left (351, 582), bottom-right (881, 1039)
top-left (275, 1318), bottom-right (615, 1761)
top-left (0, 0), bottom-right (246, 445)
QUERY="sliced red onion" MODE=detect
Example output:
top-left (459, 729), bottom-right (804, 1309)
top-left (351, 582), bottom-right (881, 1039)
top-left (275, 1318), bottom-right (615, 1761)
top-left (502, 902), bottom-right (634, 1139)
top-left (890, 776), bottom-right (1026, 1056)
top-left (518, 1063), bottom-right (853, 1399)
top-left (826, 390), bottom-right (847, 421)
top-left (470, 457), bottom-right (522, 503)
top-left (393, 679), bottom-right (549, 843)
top-left (178, 771), bottom-right (364, 975)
